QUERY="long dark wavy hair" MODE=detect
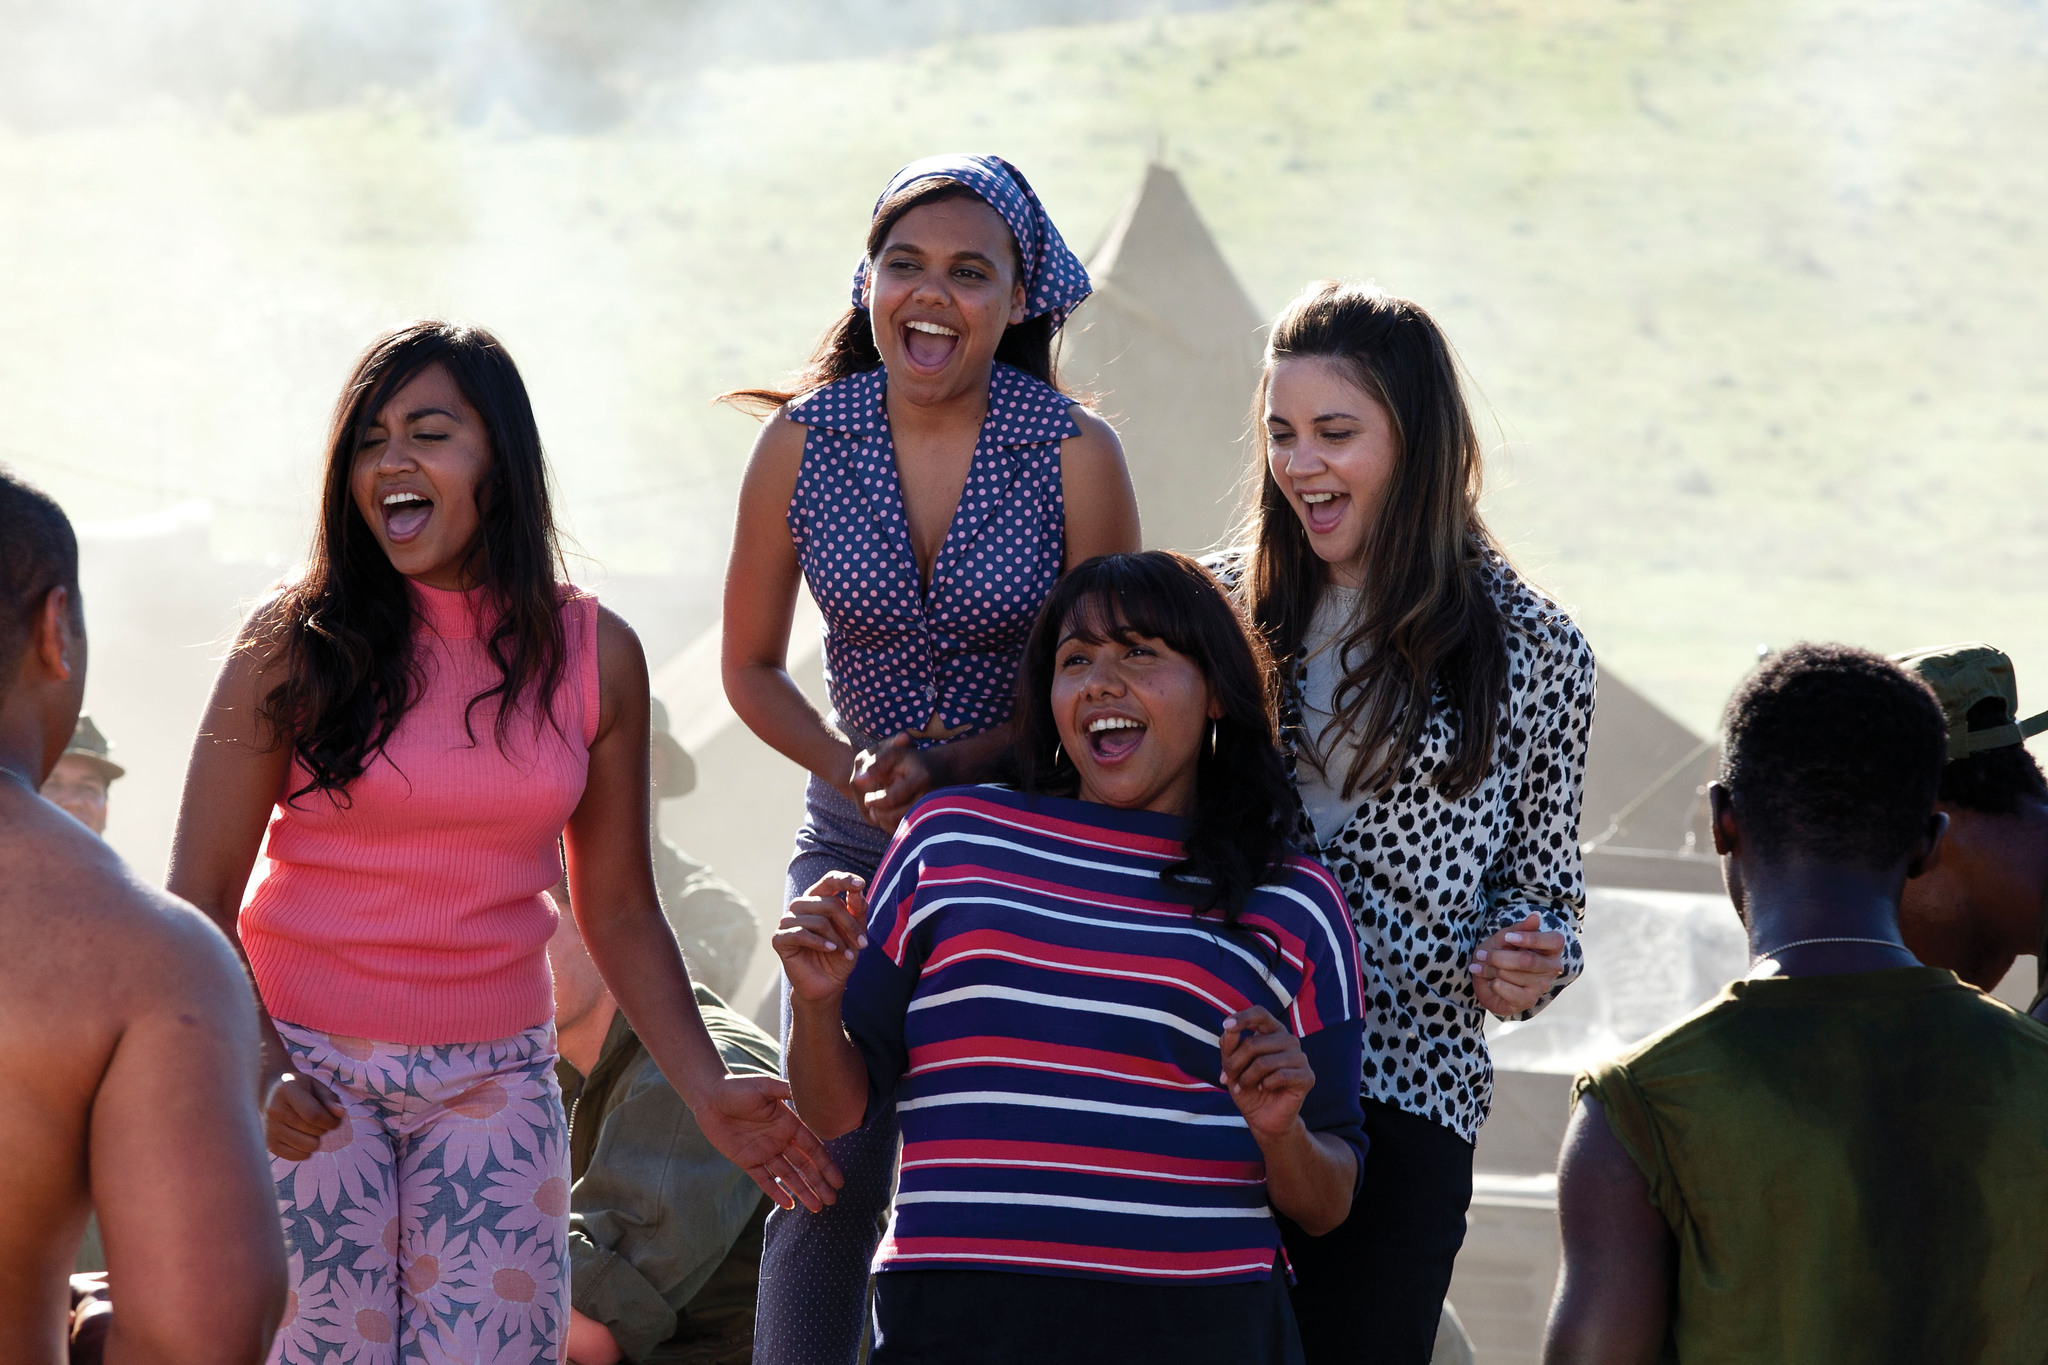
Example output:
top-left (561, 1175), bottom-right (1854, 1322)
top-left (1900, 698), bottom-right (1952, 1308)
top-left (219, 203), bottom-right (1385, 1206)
top-left (720, 176), bottom-right (1059, 414)
top-left (1241, 280), bottom-right (1510, 801)
top-left (1013, 552), bottom-right (1295, 924)
top-left (256, 321), bottom-right (569, 802)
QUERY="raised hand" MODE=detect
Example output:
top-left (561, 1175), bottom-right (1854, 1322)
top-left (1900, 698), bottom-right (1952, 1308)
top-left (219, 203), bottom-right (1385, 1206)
top-left (774, 871), bottom-right (870, 1004)
top-left (693, 1073), bottom-right (844, 1211)
top-left (265, 1071), bottom-right (345, 1161)
top-left (1470, 911), bottom-right (1568, 1017)
top-left (1219, 1006), bottom-right (1315, 1141)
top-left (850, 734), bottom-right (934, 831)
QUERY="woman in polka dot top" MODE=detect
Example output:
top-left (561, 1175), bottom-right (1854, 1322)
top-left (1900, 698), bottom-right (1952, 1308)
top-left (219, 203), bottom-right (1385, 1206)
top-left (719, 154), bottom-right (1140, 1365)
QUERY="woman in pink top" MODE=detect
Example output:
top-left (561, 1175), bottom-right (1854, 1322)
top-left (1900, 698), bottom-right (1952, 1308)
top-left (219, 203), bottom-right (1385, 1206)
top-left (169, 322), bottom-right (838, 1365)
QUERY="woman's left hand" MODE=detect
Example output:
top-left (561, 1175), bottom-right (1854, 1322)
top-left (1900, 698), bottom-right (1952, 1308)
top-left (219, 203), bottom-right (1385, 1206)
top-left (1470, 911), bottom-right (1567, 1017)
top-left (851, 733), bottom-right (934, 830)
top-left (691, 1074), bottom-right (844, 1212)
top-left (1219, 1007), bottom-right (1314, 1140)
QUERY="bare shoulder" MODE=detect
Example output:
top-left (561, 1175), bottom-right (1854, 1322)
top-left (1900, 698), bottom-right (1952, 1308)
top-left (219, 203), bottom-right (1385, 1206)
top-left (0, 796), bottom-right (253, 1060)
top-left (1061, 405), bottom-right (1127, 471)
top-left (594, 604), bottom-right (649, 675)
top-left (742, 409), bottom-right (809, 493)
top-left (208, 583), bottom-right (298, 708)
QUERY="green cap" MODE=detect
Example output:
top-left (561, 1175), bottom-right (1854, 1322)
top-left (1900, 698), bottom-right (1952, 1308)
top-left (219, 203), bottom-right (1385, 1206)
top-left (1892, 642), bottom-right (2048, 762)
top-left (62, 714), bottom-right (125, 782)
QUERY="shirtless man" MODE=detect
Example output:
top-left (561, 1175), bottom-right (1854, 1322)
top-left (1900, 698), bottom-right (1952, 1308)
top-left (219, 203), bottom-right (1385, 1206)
top-left (0, 468), bottom-right (285, 1364)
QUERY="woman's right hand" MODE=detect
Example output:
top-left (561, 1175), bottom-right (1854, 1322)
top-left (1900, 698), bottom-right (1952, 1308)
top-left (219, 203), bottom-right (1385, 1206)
top-left (265, 1072), bottom-right (346, 1161)
top-left (775, 872), bottom-right (870, 1003)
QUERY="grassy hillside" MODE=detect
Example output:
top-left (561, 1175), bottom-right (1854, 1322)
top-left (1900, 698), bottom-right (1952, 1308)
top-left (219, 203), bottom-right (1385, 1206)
top-left (3, 0), bottom-right (2045, 872)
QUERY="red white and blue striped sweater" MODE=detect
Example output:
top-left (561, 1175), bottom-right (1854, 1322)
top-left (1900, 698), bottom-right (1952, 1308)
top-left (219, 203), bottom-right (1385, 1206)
top-left (841, 785), bottom-right (1368, 1285)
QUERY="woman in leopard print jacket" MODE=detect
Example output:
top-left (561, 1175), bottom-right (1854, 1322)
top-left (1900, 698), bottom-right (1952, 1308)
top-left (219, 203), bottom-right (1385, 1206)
top-left (1212, 280), bottom-right (1595, 1364)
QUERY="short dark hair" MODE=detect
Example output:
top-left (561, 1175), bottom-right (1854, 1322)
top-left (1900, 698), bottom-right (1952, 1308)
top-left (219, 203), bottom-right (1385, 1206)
top-left (1938, 698), bottom-right (2048, 815)
top-left (1012, 551), bottom-right (1295, 922)
top-left (0, 466), bottom-right (80, 683)
top-left (1721, 643), bottom-right (1947, 866)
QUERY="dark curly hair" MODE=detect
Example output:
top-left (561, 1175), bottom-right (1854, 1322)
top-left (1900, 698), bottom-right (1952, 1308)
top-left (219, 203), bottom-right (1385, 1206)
top-left (1721, 643), bottom-right (1947, 866)
top-left (254, 321), bottom-right (568, 804)
top-left (1012, 551), bottom-right (1295, 923)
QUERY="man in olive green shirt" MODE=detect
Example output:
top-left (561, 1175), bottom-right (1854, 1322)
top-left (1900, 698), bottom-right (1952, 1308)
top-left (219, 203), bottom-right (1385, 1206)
top-left (550, 908), bottom-right (778, 1365)
top-left (1543, 644), bottom-right (2048, 1364)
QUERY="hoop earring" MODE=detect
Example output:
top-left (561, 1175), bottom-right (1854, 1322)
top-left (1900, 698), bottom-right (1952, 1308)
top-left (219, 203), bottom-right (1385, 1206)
top-left (1208, 721), bottom-right (1219, 757)
top-left (1053, 741), bottom-right (1066, 769)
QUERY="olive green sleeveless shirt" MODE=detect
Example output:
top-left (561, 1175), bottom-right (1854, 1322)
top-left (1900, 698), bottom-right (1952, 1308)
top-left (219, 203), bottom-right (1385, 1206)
top-left (1576, 968), bottom-right (2048, 1364)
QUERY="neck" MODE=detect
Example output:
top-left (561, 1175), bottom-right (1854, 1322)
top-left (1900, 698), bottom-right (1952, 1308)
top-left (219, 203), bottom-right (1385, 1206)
top-left (1739, 856), bottom-right (1918, 977)
top-left (0, 708), bottom-right (55, 792)
top-left (555, 994), bottom-right (619, 1076)
top-left (885, 364), bottom-right (993, 440)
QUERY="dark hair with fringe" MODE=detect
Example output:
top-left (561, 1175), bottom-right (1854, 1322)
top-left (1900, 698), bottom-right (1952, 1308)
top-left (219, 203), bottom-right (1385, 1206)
top-left (718, 176), bottom-right (1058, 415)
top-left (1721, 642), bottom-right (1947, 866)
top-left (1240, 280), bottom-right (1508, 801)
top-left (1012, 551), bottom-right (1295, 923)
top-left (0, 465), bottom-right (81, 684)
top-left (255, 321), bottom-right (568, 803)
top-left (1939, 697), bottom-right (2048, 816)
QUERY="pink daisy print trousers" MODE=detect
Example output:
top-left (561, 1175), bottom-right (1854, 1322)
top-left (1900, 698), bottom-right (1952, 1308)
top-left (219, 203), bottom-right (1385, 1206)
top-left (266, 1020), bottom-right (570, 1364)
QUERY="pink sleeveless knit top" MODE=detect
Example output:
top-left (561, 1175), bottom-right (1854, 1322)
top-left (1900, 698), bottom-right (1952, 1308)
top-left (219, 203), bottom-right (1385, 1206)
top-left (241, 581), bottom-right (601, 1044)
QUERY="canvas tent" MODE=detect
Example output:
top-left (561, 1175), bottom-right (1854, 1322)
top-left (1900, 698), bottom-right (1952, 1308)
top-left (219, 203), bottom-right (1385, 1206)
top-left (1058, 162), bottom-right (1267, 554)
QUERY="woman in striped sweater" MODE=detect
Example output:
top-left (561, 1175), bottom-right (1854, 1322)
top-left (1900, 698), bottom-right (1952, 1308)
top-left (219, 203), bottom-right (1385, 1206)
top-left (778, 552), bottom-right (1367, 1364)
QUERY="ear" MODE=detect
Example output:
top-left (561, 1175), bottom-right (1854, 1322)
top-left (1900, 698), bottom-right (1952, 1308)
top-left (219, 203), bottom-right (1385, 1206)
top-left (1009, 281), bottom-right (1028, 329)
top-left (860, 268), bottom-right (875, 313)
top-left (1707, 781), bottom-right (1738, 857)
top-left (1905, 809), bottom-right (1949, 880)
top-left (31, 586), bottom-right (78, 683)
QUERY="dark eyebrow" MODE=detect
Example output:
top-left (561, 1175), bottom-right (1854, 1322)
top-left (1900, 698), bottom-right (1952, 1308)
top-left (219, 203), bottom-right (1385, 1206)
top-left (1314, 411), bottom-right (1364, 423)
top-left (405, 406), bottom-right (459, 423)
top-left (883, 242), bottom-right (999, 269)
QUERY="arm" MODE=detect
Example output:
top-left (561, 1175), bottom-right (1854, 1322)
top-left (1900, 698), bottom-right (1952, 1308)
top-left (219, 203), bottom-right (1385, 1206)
top-left (852, 410), bottom-right (1140, 828)
top-left (1061, 406), bottom-right (1142, 566)
top-left (568, 608), bottom-right (839, 1211)
top-left (164, 600), bottom-right (346, 1158)
top-left (1473, 624), bottom-right (1597, 1018)
top-left (95, 906), bottom-right (287, 1365)
top-left (775, 873), bottom-right (874, 1140)
top-left (721, 412), bottom-right (860, 798)
top-left (1541, 1097), bottom-right (1674, 1364)
top-left (1218, 1008), bottom-right (1359, 1236)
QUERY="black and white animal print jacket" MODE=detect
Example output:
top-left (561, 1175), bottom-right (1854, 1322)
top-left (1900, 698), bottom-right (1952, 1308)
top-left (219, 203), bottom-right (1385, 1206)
top-left (1211, 549), bottom-right (1595, 1142)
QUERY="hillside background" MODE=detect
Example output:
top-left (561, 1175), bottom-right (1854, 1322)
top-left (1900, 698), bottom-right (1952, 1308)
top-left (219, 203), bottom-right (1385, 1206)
top-left (3, 0), bottom-right (2044, 878)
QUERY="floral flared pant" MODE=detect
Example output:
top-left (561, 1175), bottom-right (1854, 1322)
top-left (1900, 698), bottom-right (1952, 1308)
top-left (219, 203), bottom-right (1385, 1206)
top-left (266, 1020), bottom-right (570, 1364)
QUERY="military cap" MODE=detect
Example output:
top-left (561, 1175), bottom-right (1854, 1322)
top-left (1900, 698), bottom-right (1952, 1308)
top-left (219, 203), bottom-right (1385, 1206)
top-left (62, 714), bottom-right (126, 782)
top-left (1892, 642), bottom-right (2048, 762)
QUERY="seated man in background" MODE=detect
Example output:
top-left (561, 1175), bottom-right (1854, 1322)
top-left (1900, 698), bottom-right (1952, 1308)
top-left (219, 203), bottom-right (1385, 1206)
top-left (0, 468), bottom-right (285, 1364)
top-left (1542, 643), bottom-right (2048, 1363)
top-left (38, 714), bottom-right (121, 836)
top-left (549, 893), bottom-right (778, 1365)
top-left (1892, 642), bottom-right (2048, 1021)
top-left (648, 697), bottom-right (760, 1001)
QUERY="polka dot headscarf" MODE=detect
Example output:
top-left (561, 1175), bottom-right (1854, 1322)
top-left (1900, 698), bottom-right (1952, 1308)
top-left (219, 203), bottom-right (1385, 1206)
top-left (849, 153), bottom-right (1093, 331)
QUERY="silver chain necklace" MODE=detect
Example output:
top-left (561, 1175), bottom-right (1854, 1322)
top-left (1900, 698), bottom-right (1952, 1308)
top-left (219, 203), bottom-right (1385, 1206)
top-left (1752, 935), bottom-right (1909, 959)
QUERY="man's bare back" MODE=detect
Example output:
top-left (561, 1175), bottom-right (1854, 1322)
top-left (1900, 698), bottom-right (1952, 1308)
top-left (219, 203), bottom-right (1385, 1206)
top-left (0, 779), bottom-right (285, 1364)
top-left (0, 468), bottom-right (283, 1364)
